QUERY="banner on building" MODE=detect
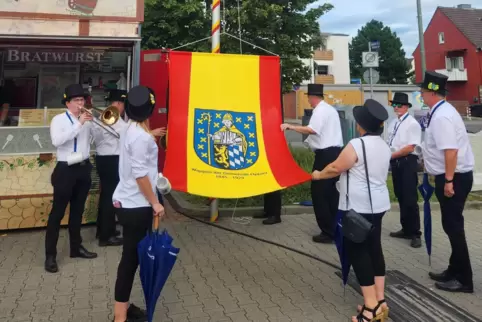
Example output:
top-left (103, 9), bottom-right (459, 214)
top-left (163, 51), bottom-right (311, 198)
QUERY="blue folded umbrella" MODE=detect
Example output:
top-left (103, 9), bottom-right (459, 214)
top-left (418, 173), bottom-right (434, 266)
top-left (138, 227), bottom-right (179, 322)
top-left (334, 210), bottom-right (351, 291)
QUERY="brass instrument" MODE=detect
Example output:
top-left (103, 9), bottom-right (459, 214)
top-left (81, 105), bottom-right (120, 138)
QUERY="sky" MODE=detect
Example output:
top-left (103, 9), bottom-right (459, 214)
top-left (318, 0), bottom-right (482, 57)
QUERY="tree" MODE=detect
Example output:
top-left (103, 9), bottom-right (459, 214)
top-left (142, 0), bottom-right (333, 93)
top-left (349, 20), bottom-right (410, 84)
top-left (141, 0), bottom-right (210, 52)
top-left (217, 0), bottom-right (333, 92)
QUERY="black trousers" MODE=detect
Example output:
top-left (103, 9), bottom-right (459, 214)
top-left (344, 212), bottom-right (386, 287)
top-left (263, 190), bottom-right (282, 219)
top-left (45, 161), bottom-right (92, 257)
top-left (434, 171), bottom-right (473, 286)
top-left (311, 147), bottom-right (341, 237)
top-left (391, 155), bottom-right (421, 237)
top-left (115, 207), bottom-right (152, 302)
top-left (95, 155), bottom-right (120, 241)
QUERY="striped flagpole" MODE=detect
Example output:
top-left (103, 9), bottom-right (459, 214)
top-left (211, 0), bottom-right (221, 53)
top-left (210, 0), bottom-right (221, 222)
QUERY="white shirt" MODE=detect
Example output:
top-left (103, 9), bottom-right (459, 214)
top-left (50, 110), bottom-right (93, 162)
top-left (338, 136), bottom-right (391, 213)
top-left (387, 112), bottom-right (422, 154)
top-left (91, 118), bottom-right (128, 156)
top-left (422, 100), bottom-right (474, 175)
top-left (113, 121), bottom-right (159, 208)
top-left (305, 100), bottom-right (343, 150)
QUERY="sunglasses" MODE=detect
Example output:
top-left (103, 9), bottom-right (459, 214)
top-left (391, 104), bottom-right (403, 108)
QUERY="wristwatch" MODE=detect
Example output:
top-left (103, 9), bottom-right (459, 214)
top-left (445, 178), bottom-right (454, 184)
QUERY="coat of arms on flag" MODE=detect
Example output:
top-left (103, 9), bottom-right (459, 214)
top-left (194, 108), bottom-right (258, 170)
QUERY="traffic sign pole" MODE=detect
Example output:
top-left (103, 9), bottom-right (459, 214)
top-left (368, 42), bottom-right (374, 98)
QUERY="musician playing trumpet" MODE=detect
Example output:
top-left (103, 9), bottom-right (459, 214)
top-left (45, 84), bottom-right (97, 273)
top-left (387, 92), bottom-right (423, 248)
top-left (92, 89), bottom-right (129, 247)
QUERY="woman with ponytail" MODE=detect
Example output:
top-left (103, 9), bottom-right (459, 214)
top-left (112, 86), bottom-right (165, 322)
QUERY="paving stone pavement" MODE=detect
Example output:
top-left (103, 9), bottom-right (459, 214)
top-left (1, 203), bottom-right (481, 321)
top-left (219, 207), bottom-right (482, 319)
top-left (0, 203), bottom-right (363, 322)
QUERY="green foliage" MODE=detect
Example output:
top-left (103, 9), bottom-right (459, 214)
top-left (349, 20), bottom-right (410, 84)
top-left (141, 0), bottom-right (333, 93)
top-left (142, 0), bottom-right (210, 52)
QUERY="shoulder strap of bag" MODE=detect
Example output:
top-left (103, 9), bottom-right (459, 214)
top-left (346, 169), bottom-right (349, 208)
top-left (360, 138), bottom-right (374, 215)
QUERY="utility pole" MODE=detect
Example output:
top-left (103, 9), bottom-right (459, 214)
top-left (416, 0), bottom-right (426, 75)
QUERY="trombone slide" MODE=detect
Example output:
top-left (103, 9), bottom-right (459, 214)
top-left (81, 106), bottom-right (120, 138)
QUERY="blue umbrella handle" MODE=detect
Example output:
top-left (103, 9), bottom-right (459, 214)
top-left (152, 216), bottom-right (160, 233)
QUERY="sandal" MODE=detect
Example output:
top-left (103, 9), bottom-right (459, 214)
top-left (357, 299), bottom-right (389, 319)
top-left (353, 302), bottom-right (385, 322)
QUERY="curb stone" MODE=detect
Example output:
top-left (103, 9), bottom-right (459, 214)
top-left (165, 190), bottom-right (482, 219)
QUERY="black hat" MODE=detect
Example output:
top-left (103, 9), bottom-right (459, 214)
top-left (105, 89), bottom-right (127, 103)
top-left (62, 84), bottom-right (89, 105)
top-left (389, 92), bottom-right (412, 107)
top-left (420, 71), bottom-right (448, 96)
top-left (307, 84), bottom-right (324, 96)
top-left (125, 86), bottom-right (155, 122)
top-left (353, 99), bottom-right (389, 135)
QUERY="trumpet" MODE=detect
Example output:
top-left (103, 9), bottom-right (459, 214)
top-left (81, 105), bottom-right (120, 138)
top-left (414, 145), bottom-right (423, 156)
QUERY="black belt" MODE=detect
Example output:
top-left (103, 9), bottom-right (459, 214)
top-left (390, 154), bottom-right (418, 165)
top-left (57, 159), bottom-right (90, 166)
top-left (314, 146), bottom-right (342, 153)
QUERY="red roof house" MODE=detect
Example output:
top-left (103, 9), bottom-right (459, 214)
top-left (413, 4), bottom-right (482, 113)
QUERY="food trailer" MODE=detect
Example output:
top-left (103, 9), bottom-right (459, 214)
top-left (0, 0), bottom-right (143, 230)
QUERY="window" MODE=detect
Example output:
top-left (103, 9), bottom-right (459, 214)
top-left (446, 56), bottom-right (465, 71)
top-left (316, 65), bottom-right (329, 75)
top-left (438, 32), bottom-right (445, 44)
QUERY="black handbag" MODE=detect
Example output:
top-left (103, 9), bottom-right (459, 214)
top-left (341, 138), bottom-right (375, 243)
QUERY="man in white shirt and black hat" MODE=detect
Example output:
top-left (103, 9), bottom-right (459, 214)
top-left (45, 84), bottom-right (98, 273)
top-left (281, 84), bottom-right (343, 243)
top-left (421, 70), bottom-right (475, 293)
top-left (387, 92), bottom-right (423, 248)
top-left (92, 89), bottom-right (128, 247)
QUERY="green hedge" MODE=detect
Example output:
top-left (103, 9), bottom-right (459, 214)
top-left (185, 147), bottom-right (481, 207)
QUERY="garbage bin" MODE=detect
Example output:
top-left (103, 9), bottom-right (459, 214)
top-left (470, 104), bottom-right (482, 117)
top-left (301, 109), bottom-right (313, 141)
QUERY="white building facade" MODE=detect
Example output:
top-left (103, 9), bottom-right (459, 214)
top-left (301, 32), bottom-right (351, 85)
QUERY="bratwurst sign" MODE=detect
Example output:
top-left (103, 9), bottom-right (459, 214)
top-left (6, 49), bottom-right (104, 63)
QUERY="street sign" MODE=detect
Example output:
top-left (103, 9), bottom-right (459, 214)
top-left (363, 69), bottom-right (379, 84)
top-left (370, 40), bottom-right (380, 51)
top-left (362, 52), bottom-right (379, 68)
top-left (351, 78), bottom-right (361, 84)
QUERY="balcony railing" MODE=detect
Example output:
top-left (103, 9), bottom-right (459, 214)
top-left (313, 50), bottom-right (333, 61)
top-left (315, 75), bottom-right (334, 84)
top-left (435, 68), bottom-right (468, 81)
